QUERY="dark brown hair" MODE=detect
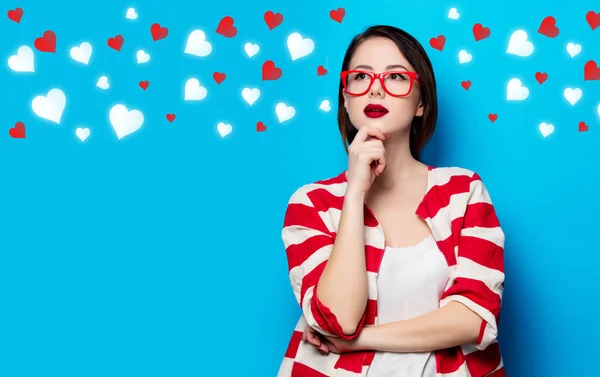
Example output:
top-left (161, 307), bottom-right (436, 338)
top-left (337, 25), bottom-right (438, 161)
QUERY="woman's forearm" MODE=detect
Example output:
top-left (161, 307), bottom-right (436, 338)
top-left (356, 302), bottom-right (482, 352)
top-left (316, 188), bottom-right (369, 335)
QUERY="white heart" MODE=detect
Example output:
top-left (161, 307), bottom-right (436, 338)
top-left (32, 88), bottom-right (66, 124)
top-left (506, 78), bottom-right (529, 101)
top-left (70, 42), bottom-right (92, 65)
top-left (76, 127), bottom-right (90, 142)
top-left (287, 32), bottom-right (314, 61)
top-left (109, 104), bottom-right (144, 140)
top-left (244, 43), bottom-right (260, 58)
top-left (241, 88), bottom-right (260, 105)
top-left (8, 46), bottom-right (34, 73)
top-left (136, 50), bottom-right (150, 64)
top-left (448, 8), bottom-right (460, 20)
top-left (563, 88), bottom-right (582, 106)
top-left (276, 102), bottom-right (295, 123)
top-left (184, 30), bottom-right (212, 57)
top-left (566, 42), bottom-right (582, 58)
top-left (506, 30), bottom-right (534, 57)
top-left (319, 100), bottom-right (331, 112)
top-left (125, 8), bottom-right (138, 20)
top-left (539, 122), bottom-right (554, 138)
top-left (184, 78), bottom-right (207, 101)
top-left (458, 50), bottom-right (472, 64)
top-left (96, 76), bottom-right (109, 90)
top-left (217, 122), bottom-right (232, 137)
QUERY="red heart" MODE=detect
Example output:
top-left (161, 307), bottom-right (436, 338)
top-left (216, 16), bottom-right (237, 38)
top-left (264, 11), bottom-right (283, 30)
top-left (429, 35), bottom-right (446, 51)
top-left (151, 23), bottom-right (168, 41)
top-left (538, 16), bottom-right (559, 38)
top-left (461, 80), bottom-right (471, 90)
top-left (317, 66), bottom-right (328, 76)
top-left (488, 114), bottom-right (498, 123)
top-left (213, 72), bottom-right (226, 84)
top-left (7, 7), bottom-right (23, 23)
top-left (473, 23), bottom-right (491, 41)
top-left (139, 80), bottom-right (150, 90)
top-left (535, 72), bottom-right (548, 84)
top-left (578, 121), bottom-right (589, 132)
top-left (587, 11), bottom-right (600, 30)
top-left (256, 121), bottom-right (267, 132)
top-left (9, 122), bottom-right (26, 138)
top-left (166, 114), bottom-right (176, 123)
top-left (262, 60), bottom-right (282, 81)
top-left (584, 60), bottom-right (600, 81)
top-left (108, 35), bottom-right (124, 51)
top-left (330, 8), bottom-right (345, 23)
top-left (34, 30), bottom-right (56, 53)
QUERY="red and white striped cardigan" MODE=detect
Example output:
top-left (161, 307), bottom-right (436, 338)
top-left (277, 165), bottom-right (505, 377)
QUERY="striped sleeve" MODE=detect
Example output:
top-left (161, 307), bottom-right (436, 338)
top-left (281, 185), bottom-right (366, 339)
top-left (439, 173), bottom-right (505, 351)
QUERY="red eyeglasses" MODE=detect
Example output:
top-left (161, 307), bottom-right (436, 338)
top-left (340, 69), bottom-right (421, 97)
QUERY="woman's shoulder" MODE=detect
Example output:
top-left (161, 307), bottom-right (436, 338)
top-left (285, 170), bottom-right (348, 206)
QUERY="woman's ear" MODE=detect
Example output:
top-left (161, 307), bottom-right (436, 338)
top-left (414, 100), bottom-right (424, 117)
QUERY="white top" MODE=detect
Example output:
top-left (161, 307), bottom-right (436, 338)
top-left (366, 234), bottom-right (450, 377)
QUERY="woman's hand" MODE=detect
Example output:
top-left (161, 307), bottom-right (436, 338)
top-left (346, 126), bottom-right (387, 194)
top-left (302, 325), bottom-right (357, 354)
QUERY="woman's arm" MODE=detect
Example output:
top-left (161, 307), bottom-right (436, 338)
top-left (354, 302), bottom-right (482, 352)
top-left (283, 185), bottom-right (369, 339)
top-left (315, 188), bottom-right (369, 336)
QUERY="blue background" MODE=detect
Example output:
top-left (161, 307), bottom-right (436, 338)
top-left (1, 0), bottom-right (599, 376)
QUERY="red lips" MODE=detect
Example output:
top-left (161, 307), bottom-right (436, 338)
top-left (364, 103), bottom-right (388, 118)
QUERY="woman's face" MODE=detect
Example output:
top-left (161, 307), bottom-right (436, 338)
top-left (343, 37), bottom-right (423, 138)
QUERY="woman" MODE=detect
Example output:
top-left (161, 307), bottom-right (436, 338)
top-left (278, 25), bottom-right (505, 377)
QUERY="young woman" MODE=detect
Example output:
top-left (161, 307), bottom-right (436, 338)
top-left (278, 25), bottom-right (506, 377)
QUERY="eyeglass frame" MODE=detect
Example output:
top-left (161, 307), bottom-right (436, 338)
top-left (340, 69), bottom-right (421, 97)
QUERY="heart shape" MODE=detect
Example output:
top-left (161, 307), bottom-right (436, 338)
top-left (166, 114), bottom-right (176, 123)
top-left (244, 43), bottom-right (259, 58)
top-left (32, 88), bottom-right (66, 124)
top-left (7, 7), bottom-right (23, 23)
top-left (139, 80), bottom-right (150, 90)
top-left (242, 88), bottom-right (260, 106)
top-left (76, 127), bottom-right (90, 142)
top-left (506, 78), bottom-right (529, 101)
top-left (217, 122), bottom-right (232, 137)
top-left (185, 30), bottom-right (212, 57)
top-left (586, 11), bottom-right (600, 30)
top-left (488, 114), bottom-right (498, 123)
top-left (429, 35), bottom-right (446, 51)
top-left (566, 42), bottom-right (582, 58)
top-left (506, 30), bottom-right (534, 57)
top-left (473, 23), bottom-right (491, 41)
top-left (448, 8), bottom-right (460, 20)
top-left (108, 35), bottom-right (124, 51)
top-left (276, 102), bottom-right (295, 123)
top-left (8, 46), bottom-right (34, 72)
top-left (262, 60), bottom-right (282, 80)
top-left (578, 121), bottom-right (589, 132)
top-left (216, 16), bottom-right (237, 38)
top-left (34, 30), bottom-right (56, 53)
top-left (9, 122), bottom-right (26, 138)
top-left (538, 16), bottom-right (559, 38)
top-left (287, 32), bottom-right (314, 61)
top-left (329, 8), bottom-right (345, 23)
top-left (317, 66), bottom-right (328, 76)
top-left (535, 72), bottom-right (548, 84)
top-left (151, 23), bottom-right (168, 41)
top-left (264, 11), bottom-right (283, 30)
top-left (256, 121), bottom-right (267, 132)
top-left (213, 72), bottom-right (226, 84)
top-left (461, 81), bottom-right (472, 90)
top-left (539, 122), bottom-right (554, 138)
top-left (110, 104), bottom-right (144, 140)
top-left (584, 60), bottom-right (600, 81)
top-left (563, 88), bottom-right (582, 106)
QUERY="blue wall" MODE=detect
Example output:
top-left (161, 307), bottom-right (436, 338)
top-left (1, 0), bottom-right (598, 376)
